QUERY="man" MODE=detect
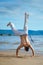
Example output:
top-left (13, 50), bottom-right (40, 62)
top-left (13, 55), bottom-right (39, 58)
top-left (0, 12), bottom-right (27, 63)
top-left (7, 12), bottom-right (34, 57)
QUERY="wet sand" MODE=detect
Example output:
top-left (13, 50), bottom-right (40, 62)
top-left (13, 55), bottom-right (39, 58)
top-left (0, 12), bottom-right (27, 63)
top-left (0, 50), bottom-right (43, 65)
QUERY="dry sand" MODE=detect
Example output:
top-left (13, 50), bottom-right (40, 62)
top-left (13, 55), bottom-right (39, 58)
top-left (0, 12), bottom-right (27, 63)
top-left (0, 50), bottom-right (43, 65)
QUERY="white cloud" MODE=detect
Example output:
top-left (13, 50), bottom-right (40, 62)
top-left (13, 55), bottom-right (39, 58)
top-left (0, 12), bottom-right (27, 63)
top-left (29, 0), bottom-right (43, 11)
top-left (0, 1), bottom-right (21, 15)
top-left (37, 16), bottom-right (43, 19)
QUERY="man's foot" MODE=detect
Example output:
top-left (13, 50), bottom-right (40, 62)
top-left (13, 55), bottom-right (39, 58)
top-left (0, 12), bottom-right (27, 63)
top-left (7, 22), bottom-right (11, 26)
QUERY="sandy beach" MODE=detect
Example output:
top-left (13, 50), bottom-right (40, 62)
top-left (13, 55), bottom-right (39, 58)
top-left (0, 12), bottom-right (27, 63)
top-left (0, 50), bottom-right (43, 65)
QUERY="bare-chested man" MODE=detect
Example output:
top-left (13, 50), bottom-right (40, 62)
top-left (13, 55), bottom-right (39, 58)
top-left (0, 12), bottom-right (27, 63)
top-left (7, 12), bottom-right (34, 57)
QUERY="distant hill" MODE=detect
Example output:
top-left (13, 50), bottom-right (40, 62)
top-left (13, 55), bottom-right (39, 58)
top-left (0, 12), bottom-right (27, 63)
top-left (28, 30), bottom-right (43, 35)
top-left (0, 30), bottom-right (43, 35)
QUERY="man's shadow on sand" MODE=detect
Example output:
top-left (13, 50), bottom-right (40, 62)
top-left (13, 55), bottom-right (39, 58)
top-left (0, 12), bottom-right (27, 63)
top-left (0, 54), bottom-right (26, 58)
top-left (0, 54), bottom-right (36, 59)
top-left (0, 54), bottom-right (39, 59)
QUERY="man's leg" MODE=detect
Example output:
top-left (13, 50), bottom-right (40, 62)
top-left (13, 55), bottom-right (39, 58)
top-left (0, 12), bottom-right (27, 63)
top-left (7, 22), bottom-right (27, 36)
top-left (23, 13), bottom-right (29, 35)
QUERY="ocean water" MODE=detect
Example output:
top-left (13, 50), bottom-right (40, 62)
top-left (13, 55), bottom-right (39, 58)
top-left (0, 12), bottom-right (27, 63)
top-left (0, 35), bottom-right (43, 54)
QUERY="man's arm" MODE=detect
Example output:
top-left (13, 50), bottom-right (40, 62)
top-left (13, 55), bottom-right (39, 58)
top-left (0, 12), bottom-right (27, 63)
top-left (29, 44), bottom-right (34, 56)
top-left (16, 44), bottom-right (23, 57)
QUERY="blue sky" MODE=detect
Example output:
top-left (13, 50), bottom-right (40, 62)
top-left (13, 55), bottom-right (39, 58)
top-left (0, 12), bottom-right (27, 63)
top-left (0, 0), bottom-right (43, 30)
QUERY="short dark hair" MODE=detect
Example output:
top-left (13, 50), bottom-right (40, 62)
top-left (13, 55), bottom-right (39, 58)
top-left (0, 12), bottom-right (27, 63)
top-left (25, 46), bottom-right (29, 52)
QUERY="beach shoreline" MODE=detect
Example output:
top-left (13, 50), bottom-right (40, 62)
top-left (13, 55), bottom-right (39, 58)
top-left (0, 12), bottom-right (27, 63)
top-left (0, 50), bottom-right (43, 65)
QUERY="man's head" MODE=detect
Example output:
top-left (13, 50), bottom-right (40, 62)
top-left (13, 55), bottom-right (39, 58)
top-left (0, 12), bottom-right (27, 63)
top-left (24, 46), bottom-right (29, 52)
